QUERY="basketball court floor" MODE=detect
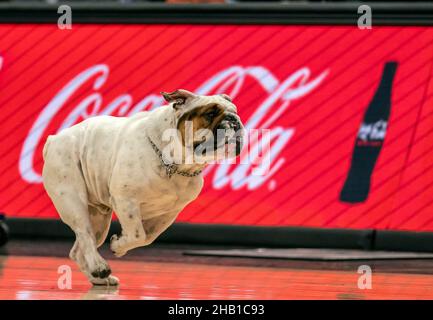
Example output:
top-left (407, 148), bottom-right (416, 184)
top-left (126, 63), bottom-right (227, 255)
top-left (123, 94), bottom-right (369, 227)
top-left (1, 240), bottom-right (433, 300)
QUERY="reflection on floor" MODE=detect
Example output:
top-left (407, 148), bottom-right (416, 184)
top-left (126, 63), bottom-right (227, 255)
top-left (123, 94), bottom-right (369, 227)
top-left (1, 253), bottom-right (433, 299)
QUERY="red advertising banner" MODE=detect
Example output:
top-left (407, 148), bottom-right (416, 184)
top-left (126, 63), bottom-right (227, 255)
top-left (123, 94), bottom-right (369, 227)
top-left (1, 24), bottom-right (433, 231)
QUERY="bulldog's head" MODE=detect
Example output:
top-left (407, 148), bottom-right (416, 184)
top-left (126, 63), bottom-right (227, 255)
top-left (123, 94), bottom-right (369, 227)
top-left (161, 89), bottom-right (244, 163)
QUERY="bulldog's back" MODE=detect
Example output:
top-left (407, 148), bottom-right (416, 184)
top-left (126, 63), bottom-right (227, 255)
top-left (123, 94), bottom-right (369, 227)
top-left (43, 113), bottom-right (151, 207)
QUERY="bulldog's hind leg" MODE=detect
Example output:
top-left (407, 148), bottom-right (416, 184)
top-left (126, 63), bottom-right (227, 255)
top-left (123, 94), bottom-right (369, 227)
top-left (84, 205), bottom-right (119, 285)
top-left (43, 135), bottom-right (116, 285)
top-left (89, 205), bottom-right (113, 248)
top-left (59, 201), bottom-right (112, 283)
top-left (44, 173), bottom-right (112, 284)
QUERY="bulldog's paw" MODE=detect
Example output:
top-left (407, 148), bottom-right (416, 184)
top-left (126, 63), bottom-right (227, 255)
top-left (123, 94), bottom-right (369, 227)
top-left (90, 262), bottom-right (111, 279)
top-left (91, 275), bottom-right (120, 286)
top-left (110, 234), bottom-right (118, 245)
top-left (110, 234), bottom-right (127, 258)
top-left (113, 249), bottom-right (127, 258)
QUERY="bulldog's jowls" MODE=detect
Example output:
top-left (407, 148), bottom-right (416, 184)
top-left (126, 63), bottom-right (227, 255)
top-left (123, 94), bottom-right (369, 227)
top-left (42, 90), bottom-right (244, 286)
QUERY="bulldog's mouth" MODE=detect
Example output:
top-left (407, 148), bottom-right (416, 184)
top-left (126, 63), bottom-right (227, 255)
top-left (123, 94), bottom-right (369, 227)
top-left (223, 135), bottom-right (243, 156)
top-left (193, 127), bottom-right (243, 156)
top-left (213, 117), bottom-right (244, 156)
top-left (192, 113), bottom-right (244, 157)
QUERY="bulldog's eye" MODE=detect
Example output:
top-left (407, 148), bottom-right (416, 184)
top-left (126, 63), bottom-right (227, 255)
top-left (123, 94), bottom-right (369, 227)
top-left (203, 110), bottom-right (218, 121)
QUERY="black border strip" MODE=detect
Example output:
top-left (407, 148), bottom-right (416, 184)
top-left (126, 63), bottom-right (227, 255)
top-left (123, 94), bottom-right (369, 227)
top-left (0, 2), bottom-right (433, 25)
top-left (7, 218), bottom-right (433, 252)
top-left (4, 217), bottom-right (373, 250)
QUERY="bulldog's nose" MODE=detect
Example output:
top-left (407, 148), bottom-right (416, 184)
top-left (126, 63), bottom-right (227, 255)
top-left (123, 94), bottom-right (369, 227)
top-left (224, 113), bottom-right (242, 131)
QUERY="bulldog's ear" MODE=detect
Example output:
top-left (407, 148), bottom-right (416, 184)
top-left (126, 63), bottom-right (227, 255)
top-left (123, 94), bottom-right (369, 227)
top-left (161, 89), bottom-right (195, 109)
top-left (219, 94), bottom-right (232, 102)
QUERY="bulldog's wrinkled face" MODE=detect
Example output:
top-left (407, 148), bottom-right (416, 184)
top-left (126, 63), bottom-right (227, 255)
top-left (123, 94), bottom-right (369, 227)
top-left (161, 89), bottom-right (244, 162)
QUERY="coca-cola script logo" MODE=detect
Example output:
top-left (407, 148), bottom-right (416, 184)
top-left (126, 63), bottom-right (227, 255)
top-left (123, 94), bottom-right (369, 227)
top-left (20, 64), bottom-right (329, 190)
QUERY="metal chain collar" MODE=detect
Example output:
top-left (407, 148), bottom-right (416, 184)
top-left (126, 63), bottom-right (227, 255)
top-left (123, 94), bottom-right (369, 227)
top-left (148, 138), bottom-right (202, 178)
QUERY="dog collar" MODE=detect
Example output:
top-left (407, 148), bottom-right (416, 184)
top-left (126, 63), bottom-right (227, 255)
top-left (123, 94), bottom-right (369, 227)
top-left (148, 138), bottom-right (202, 178)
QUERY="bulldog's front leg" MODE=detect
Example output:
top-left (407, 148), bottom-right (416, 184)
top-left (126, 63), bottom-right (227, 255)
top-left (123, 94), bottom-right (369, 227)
top-left (110, 198), bottom-right (147, 257)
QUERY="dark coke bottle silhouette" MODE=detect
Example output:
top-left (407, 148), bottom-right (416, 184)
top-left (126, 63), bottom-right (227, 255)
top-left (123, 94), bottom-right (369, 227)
top-left (340, 62), bottom-right (398, 203)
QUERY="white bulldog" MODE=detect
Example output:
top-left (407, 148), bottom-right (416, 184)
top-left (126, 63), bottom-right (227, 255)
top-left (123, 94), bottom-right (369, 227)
top-left (42, 89), bottom-right (244, 286)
